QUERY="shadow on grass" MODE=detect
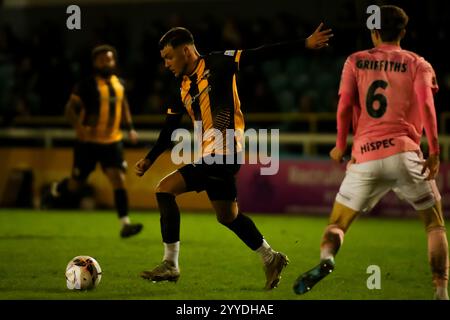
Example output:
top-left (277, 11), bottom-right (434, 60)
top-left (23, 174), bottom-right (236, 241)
top-left (0, 235), bottom-right (72, 240)
top-left (0, 285), bottom-right (180, 300)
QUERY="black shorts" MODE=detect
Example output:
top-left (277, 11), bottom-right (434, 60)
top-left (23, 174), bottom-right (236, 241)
top-left (178, 157), bottom-right (241, 201)
top-left (72, 141), bottom-right (127, 181)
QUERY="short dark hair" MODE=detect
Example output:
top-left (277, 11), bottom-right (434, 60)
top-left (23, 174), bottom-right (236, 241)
top-left (91, 44), bottom-right (118, 61)
top-left (379, 5), bottom-right (409, 42)
top-left (159, 27), bottom-right (194, 50)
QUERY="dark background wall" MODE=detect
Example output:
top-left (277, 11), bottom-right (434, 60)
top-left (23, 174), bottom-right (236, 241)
top-left (1, 0), bottom-right (449, 124)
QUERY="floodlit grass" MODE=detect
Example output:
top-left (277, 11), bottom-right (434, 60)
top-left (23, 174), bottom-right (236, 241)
top-left (0, 209), bottom-right (442, 300)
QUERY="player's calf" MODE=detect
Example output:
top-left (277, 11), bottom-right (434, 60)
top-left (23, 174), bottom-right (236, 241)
top-left (419, 203), bottom-right (449, 300)
top-left (427, 226), bottom-right (449, 300)
top-left (320, 224), bottom-right (344, 261)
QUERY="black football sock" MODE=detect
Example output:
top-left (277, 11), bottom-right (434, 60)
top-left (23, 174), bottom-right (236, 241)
top-left (156, 192), bottom-right (181, 243)
top-left (56, 177), bottom-right (71, 197)
top-left (114, 189), bottom-right (129, 220)
top-left (222, 213), bottom-right (264, 250)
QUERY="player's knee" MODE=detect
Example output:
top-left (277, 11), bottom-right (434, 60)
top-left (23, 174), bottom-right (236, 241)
top-left (112, 180), bottom-right (125, 190)
top-left (109, 179), bottom-right (124, 190)
top-left (419, 204), bottom-right (445, 231)
top-left (329, 201), bottom-right (358, 232)
top-left (104, 169), bottom-right (125, 188)
top-left (155, 180), bottom-right (176, 195)
top-left (427, 220), bottom-right (446, 231)
top-left (216, 214), bottom-right (235, 225)
top-left (155, 181), bottom-right (167, 194)
top-left (328, 214), bottom-right (349, 233)
top-left (332, 220), bottom-right (350, 233)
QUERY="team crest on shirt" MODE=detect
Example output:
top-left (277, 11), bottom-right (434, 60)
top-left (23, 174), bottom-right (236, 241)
top-left (200, 69), bottom-right (211, 81)
top-left (224, 50), bottom-right (235, 56)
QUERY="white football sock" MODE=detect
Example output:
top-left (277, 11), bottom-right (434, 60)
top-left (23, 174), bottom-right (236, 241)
top-left (120, 216), bottom-right (130, 226)
top-left (163, 241), bottom-right (180, 270)
top-left (320, 247), bottom-right (335, 263)
top-left (435, 286), bottom-right (449, 300)
top-left (256, 239), bottom-right (276, 265)
top-left (50, 182), bottom-right (60, 197)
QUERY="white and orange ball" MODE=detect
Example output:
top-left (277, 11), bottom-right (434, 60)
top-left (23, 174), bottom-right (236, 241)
top-left (65, 256), bottom-right (102, 290)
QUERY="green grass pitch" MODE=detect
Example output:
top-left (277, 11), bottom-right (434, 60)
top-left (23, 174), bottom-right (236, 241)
top-left (0, 209), bottom-right (444, 300)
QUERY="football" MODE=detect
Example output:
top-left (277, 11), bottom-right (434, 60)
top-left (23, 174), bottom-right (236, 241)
top-left (65, 256), bottom-right (102, 290)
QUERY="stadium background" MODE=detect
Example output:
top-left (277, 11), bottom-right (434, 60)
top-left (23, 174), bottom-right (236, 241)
top-left (1, 0), bottom-right (449, 216)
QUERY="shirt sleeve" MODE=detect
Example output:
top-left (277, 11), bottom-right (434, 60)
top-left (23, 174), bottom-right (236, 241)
top-left (118, 77), bottom-right (127, 92)
top-left (336, 56), bottom-right (358, 151)
top-left (165, 80), bottom-right (185, 115)
top-left (69, 82), bottom-right (84, 114)
top-left (238, 39), bottom-right (307, 69)
top-left (414, 59), bottom-right (439, 94)
top-left (335, 94), bottom-right (354, 151)
top-left (71, 77), bottom-right (97, 107)
top-left (144, 112), bottom-right (183, 163)
top-left (414, 60), bottom-right (440, 155)
top-left (145, 81), bottom-right (185, 163)
top-left (338, 56), bottom-right (358, 102)
top-left (208, 50), bottom-right (242, 72)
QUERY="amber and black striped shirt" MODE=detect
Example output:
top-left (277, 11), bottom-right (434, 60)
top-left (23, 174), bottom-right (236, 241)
top-left (72, 75), bottom-right (125, 144)
top-left (146, 39), bottom-right (307, 162)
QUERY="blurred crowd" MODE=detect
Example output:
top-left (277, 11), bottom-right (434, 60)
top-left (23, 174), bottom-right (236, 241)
top-left (0, 4), bottom-right (449, 128)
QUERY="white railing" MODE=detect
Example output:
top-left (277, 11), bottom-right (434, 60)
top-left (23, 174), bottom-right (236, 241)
top-left (1, 128), bottom-right (449, 160)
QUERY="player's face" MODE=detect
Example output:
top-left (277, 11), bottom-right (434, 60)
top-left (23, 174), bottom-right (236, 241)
top-left (94, 51), bottom-right (116, 78)
top-left (161, 45), bottom-right (188, 77)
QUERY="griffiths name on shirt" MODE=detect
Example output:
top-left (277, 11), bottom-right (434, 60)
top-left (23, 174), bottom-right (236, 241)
top-left (356, 59), bottom-right (407, 73)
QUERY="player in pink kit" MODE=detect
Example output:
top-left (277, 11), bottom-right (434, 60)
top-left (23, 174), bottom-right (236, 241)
top-left (293, 5), bottom-right (448, 299)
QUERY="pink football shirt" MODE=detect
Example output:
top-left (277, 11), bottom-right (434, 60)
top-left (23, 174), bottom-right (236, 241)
top-left (337, 44), bottom-right (439, 163)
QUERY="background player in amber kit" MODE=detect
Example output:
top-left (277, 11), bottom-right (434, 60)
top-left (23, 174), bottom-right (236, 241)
top-left (293, 6), bottom-right (449, 300)
top-left (45, 45), bottom-right (143, 238)
top-left (134, 25), bottom-right (333, 289)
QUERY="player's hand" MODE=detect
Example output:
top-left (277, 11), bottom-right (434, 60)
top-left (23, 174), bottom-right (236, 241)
top-left (346, 156), bottom-right (356, 169)
top-left (128, 129), bottom-right (138, 145)
top-left (306, 22), bottom-right (334, 49)
top-left (329, 146), bottom-right (345, 163)
top-left (135, 158), bottom-right (152, 177)
top-left (421, 154), bottom-right (440, 180)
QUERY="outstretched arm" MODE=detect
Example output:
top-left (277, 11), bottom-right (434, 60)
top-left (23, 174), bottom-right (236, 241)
top-left (239, 23), bottom-right (333, 67)
top-left (135, 112), bottom-right (183, 177)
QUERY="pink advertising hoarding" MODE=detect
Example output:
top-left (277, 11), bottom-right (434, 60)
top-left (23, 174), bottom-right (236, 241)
top-left (237, 160), bottom-right (450, 217)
